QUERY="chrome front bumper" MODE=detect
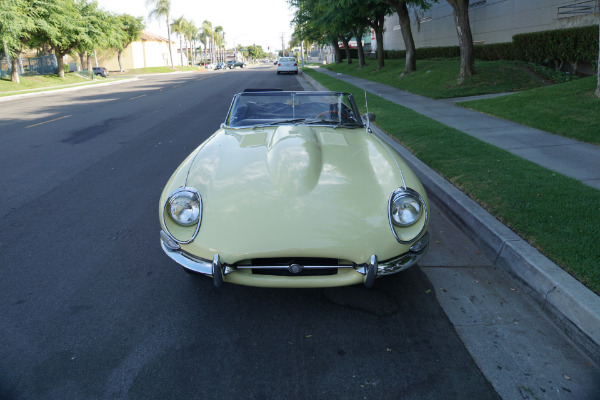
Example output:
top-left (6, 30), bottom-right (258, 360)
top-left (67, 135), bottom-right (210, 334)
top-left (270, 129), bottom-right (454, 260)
top-left (160, 230), bottom-right (429, 288)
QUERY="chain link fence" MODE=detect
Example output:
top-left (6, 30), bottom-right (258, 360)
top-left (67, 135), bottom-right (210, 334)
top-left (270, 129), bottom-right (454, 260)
top-left (0, 54), bottom-right (58, 78)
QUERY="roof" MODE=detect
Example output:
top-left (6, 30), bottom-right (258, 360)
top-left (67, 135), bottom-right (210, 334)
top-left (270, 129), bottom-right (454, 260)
top-left (140, 30), bottom-right (173, 43)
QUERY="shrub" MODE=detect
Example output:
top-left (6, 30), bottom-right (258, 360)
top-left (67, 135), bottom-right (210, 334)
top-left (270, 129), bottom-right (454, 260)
top-left (513, 25), bottom-right (598, 73)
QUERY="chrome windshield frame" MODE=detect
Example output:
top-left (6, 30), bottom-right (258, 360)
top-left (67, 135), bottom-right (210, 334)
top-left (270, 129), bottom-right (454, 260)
top-left (222, 91), bottom-right (365, 129)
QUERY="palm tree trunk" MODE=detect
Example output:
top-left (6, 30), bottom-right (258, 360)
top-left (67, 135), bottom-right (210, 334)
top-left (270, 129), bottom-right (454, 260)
top-left (166, 16), bottom-right (174, 68)
top-left (179, 35), bottom-right (183, 67)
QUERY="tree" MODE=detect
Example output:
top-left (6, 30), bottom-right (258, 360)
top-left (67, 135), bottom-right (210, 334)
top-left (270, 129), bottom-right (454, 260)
top-left (171, 16), bottom-right (186, 66)
top-left (357, 0), bottom-right (394, 70)
top-left (445, 0), bottom-right (474, 82)
top-left (340, 34), bottom-right (352, 65)
top-left (596, 0), bottom-right (599, 97)
top-left (214, 26), bottom-right (224, 62)
top-left (198, 29), bottom-right (209, 64)
top-left (202, 20), bottom-right (214, 63)
top-left (351, 27), bottom-right (367, 68)
top-left (247, 44), bottom-right (267, 60)
top-left (115, 14), bottom-right (144, 72)
top-left (29, 0), bottom-right (89, 79)
top-left (596, 25), bottom-right (599, 97)
top-left (330, 36), bottom-right (342, 63)
top-left (383, 0), bottom-right (435, 75)
top-left (146, 0), bottom-right (174, 68)
top-left (0, 0), bottom-right (35, 83)
top-left (184, 20), bottom-right (198, 65)
top-left (74, 1), bottom-right (125, 80)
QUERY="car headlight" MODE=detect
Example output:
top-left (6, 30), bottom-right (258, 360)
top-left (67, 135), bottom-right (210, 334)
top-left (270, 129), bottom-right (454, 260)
top-left (388, 187), bottom-right (428, 244)
top-left (390, 189), bottom-right (423, 227)
top-left (168, 188), bottom-right (201, 226)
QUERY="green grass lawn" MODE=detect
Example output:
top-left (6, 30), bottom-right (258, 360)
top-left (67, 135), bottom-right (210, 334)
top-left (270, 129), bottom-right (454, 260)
top-left (304, 67), bottom-right (600, 294)
top-left (323, 58), bottom-right (547, 98)
top-left (458, 76), bottom-right (600, 145)
top-left (0, 66), bottom-right (199, 97)
top-left (324, 58), bottom-right (600, 145)
top-left (0, 73), bottom-right (96, 96)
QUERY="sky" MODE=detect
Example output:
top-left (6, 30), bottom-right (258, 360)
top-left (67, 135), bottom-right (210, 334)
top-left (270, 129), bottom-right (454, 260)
top-left (96, 0), bottom-right (296, 52)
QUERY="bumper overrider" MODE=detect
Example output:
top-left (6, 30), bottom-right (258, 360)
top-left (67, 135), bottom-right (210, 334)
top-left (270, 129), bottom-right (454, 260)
top-left (160, 230), bottom-right (429, 288)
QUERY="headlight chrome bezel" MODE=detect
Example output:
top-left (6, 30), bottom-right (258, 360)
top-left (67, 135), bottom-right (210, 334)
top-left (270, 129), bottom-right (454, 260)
top-left (162, 187), bottom-right (202, 244)
top-left (388, 187), bottom-right (428, 244)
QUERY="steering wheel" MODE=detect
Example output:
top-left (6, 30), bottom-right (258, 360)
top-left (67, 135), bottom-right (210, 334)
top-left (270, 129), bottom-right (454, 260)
top-left (315, 110), bottom-right (350, 122)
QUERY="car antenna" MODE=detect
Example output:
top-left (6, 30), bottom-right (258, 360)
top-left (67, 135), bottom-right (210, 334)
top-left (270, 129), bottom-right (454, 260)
top-left (364, 91), bottom-right (372, 133)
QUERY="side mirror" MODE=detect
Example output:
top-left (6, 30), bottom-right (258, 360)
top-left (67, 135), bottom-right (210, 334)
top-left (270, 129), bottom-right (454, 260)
top-left (365, 113), bottom-right (376, 122)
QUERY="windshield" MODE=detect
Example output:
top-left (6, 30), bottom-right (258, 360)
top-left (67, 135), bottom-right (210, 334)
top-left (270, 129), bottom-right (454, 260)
top-left (224, 91), bottom-right (364, 128)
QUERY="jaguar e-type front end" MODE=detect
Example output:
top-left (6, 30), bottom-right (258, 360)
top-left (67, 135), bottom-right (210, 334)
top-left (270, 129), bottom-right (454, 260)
top-left (159, 91), bottom-right (429, 288)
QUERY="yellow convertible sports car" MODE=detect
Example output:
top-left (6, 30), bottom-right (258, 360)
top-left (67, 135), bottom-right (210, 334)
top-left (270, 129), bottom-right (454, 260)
top-left (159, 90), bottom-right (429, 288)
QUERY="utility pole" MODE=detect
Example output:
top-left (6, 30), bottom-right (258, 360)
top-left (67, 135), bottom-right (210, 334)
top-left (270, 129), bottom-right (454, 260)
top-left (280, 33), bottom-right (285, 56)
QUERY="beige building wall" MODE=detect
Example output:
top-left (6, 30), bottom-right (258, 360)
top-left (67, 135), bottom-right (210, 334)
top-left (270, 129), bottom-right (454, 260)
top-left (65, 31), bottom-right (178, 72)
top-left (384, 0), bottom-right (600, 50)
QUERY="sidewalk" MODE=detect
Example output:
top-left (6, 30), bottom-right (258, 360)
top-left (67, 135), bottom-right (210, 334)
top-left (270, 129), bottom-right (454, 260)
top-left (315, 68), bottom-right (600, 191)
top-left (300, 68), bottom-right (600, 368)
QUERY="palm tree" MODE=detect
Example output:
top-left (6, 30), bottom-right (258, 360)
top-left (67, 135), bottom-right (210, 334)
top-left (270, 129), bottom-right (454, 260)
top-left (197, 30), bottom-right (208, 64)
top-left (214, 26), bottom-right (224, 62)
top-left (184, 20), bottom-right (198, 65)
top-left (202, 20), bottom-right (214, 63)
top-left (171, 16), bottom-right (185, 66)
top-left (146, 0), bottom-right (174, 68)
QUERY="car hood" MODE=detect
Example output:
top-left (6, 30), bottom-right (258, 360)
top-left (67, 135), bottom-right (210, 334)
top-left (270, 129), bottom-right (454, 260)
top-left (173, 125), bottom-right (424, 263)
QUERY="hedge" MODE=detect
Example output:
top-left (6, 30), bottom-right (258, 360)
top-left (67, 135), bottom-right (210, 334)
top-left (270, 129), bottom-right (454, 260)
top-left (378, 25), bottom-right (599, 71)
top-left (513, 25), bottom-right (599, 72)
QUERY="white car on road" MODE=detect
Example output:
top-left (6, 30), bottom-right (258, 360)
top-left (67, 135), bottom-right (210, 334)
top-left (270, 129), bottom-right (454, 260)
top-left (276, 57), bottom-right (298, 75)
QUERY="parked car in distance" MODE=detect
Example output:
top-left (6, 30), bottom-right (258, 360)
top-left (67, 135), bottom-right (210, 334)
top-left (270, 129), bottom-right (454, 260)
top-left (159, 90), bottom-right (430, 289)
top-left (227, 61), bottom-right (247, 69)
top-left (205, 63), bottom-right (216, 69)
top-left (276, 57), bottom-right (298, 74)
top-left (92, 67), bottom-right (109, 77)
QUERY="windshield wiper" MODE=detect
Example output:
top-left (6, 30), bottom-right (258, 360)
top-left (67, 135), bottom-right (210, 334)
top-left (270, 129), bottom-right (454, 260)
top-left (298, 118), bottom-right (363, 128)
top-left (252, 118), bottom-right (306, 128)
top-left (297, 119), bottom-right (335, 125)
top-left (332, 122), bottom-right (364, 129)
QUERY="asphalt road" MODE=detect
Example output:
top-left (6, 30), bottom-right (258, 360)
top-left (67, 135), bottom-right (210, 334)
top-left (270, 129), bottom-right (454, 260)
top-left (1, 65), bottom-right (504, 399)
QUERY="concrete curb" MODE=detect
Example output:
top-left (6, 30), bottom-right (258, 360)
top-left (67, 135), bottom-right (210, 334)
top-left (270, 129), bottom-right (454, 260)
top-left (300, 68), bottom-right (600, 365)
